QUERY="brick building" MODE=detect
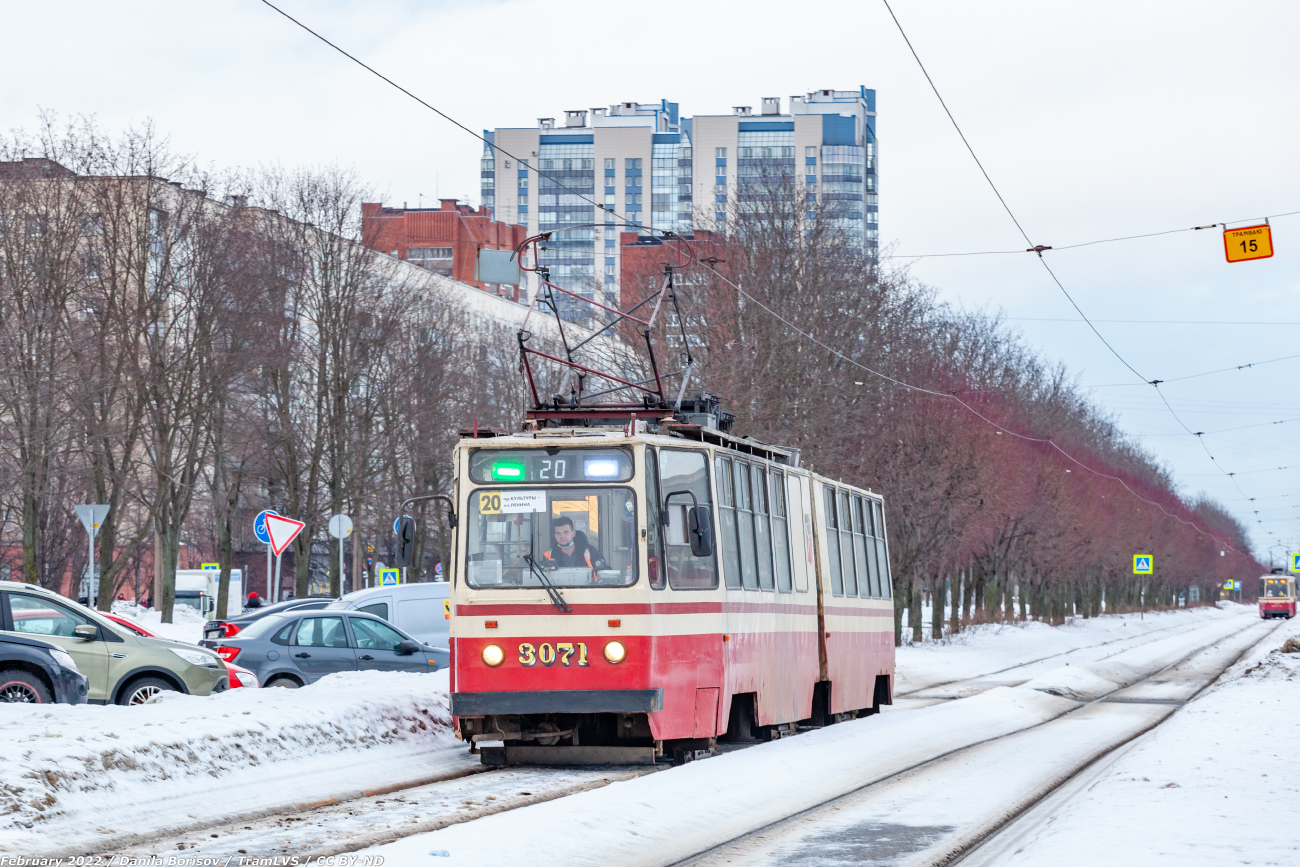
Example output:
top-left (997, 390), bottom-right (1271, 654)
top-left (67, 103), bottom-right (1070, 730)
top-left (361, 198), bottom-right (528, 300)
top-left (618, 229), bottom-right (730, 301)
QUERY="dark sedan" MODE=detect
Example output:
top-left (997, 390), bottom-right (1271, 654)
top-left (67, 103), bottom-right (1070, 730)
top-left (200, 611), bottom-right (441, 689)
top-left (203, 596), bottom-right (332, 641)
top-left (1, 633), bottom-right (89, 704)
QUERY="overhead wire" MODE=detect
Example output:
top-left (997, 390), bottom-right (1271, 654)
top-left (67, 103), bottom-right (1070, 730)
top-left (889, 211), bottom-right (1300, 260)
top-left (1082, 350), bottom-right (1300, 388)
top-left (880, 0), bottom-right (1271, 541)
top-left (259, 0), bottom-right (1261, 562)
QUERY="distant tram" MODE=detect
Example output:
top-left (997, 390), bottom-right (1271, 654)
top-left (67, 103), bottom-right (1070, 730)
top-left (1259, 573), bottom-right (1296, 619)
top-left (446, 417), bottom-right (895, 766)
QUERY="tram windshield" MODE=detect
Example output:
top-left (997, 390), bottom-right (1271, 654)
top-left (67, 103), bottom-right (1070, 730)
top-left (1263, 578), bottom-right (1292, 598)
top-left (466, 487), bottom-right (638, 588)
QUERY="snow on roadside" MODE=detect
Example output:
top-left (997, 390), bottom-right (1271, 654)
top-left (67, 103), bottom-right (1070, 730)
top-left (0, 670), bottom-right (456, 854)
top-left (110, 602), bottom-right (207, 644)
top-left (961, 616), bottom-right (1299, 867)
top-left (895, 603), bottom-right (1243, 694)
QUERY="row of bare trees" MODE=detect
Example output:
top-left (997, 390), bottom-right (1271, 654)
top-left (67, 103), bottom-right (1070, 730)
top-left (623, 173), bottom-right (1261, 643)
top-left (0, 117), bottom-right (521, 621)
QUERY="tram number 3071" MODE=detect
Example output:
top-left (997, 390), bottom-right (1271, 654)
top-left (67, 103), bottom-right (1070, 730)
top-left (519, 641), bottom-right (590, 667)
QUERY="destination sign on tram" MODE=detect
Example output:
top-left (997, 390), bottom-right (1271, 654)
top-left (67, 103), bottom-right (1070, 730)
top-left (469, 448), bottom-right (633, 484)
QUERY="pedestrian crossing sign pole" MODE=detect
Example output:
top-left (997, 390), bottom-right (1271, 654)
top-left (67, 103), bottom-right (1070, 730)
top-left (1133, 555), bottom-right (1153, 575)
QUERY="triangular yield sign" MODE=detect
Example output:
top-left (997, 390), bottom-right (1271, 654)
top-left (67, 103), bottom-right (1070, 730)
top-left (266, 513), bottom-right (306, 556)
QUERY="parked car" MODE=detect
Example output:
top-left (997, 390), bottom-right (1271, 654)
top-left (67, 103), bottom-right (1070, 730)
top-left (201, 610), bottom-right (442, 688)
top-left (103, 612), bottom-right (259, 690)
top-left (327, 582), bottom-right (450, 655)
top-left (203, 596), bottom-right (333, 642)
top-left (1, 633), bottom-right (89, 704)
top-left (0, 581), bottom-right (228, 705)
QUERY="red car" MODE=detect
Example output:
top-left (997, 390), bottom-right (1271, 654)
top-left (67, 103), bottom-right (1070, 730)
top-left (102, 613), bottom-right (260, 689)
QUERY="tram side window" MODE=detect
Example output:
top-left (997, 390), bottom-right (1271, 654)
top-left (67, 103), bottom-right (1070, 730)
top-left (862, 496), bottom-right (881, 598)
top-left (872, 499), bottom-right (892, 598)
top-left (660, 449), bottom-right (718, 589)
top-left (771, 470), bottom-right (793, 593)
top-left (646, 448), bottom-right (666, 590)
top-left (734, 461), bottom-right (759, 590)
top-left (823, 486), bottom-right (844, 596)
top-left (753, 465), bottom-right (776, 591)
top-left (715, 456), bottom-right (743, 589)
top-left (852, 496), bottom-right (873, 598)
top-left (839, 490), bottom-right (858, 597)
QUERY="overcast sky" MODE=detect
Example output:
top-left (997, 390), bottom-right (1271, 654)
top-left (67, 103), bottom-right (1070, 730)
top-left (3, 0), bottom-right (1298, 560)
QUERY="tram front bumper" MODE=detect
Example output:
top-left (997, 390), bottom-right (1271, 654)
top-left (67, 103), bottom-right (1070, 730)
top-left (451, 688), bottom-right (664, 716)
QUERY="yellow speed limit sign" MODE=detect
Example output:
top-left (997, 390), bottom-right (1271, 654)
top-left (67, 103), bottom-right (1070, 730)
top-left (1224, 223), bottom-right (1273, 263)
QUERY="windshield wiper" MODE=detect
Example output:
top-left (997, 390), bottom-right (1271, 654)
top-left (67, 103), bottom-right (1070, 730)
top-left (524, 547), bottom-right (572, 613)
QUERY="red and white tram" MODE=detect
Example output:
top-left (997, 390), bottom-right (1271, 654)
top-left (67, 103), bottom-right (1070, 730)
top-left (448, 418), bottom-right (895, 765)
top-left (1259, 573), bottom-right (1297, 619)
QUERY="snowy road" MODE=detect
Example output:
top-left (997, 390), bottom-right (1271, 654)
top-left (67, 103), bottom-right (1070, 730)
top-left (958, 616), bottom-right (1300, 867)
top-left (683, 614), bottom-right (1278, 866)
top-left (350, 607), bottom-right (1263, 866)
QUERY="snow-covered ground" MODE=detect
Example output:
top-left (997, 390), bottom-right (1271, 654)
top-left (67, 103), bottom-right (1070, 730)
top-left (0, 670), bottom-right (461, 856)
top-left (109, 601), bottom-right (208, 644)
top-left (1, 602), bottom-right (1264, 862)
top-left (894, 603), bottom-right (1239, 695)
top-left (356, 605), bottom-right (1261, 866)
top-left (962, 614), bottom-right (1300, 867)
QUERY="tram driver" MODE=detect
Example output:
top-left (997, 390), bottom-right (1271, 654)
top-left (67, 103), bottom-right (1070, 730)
top-left (544, 516), bottom-right (608, 571)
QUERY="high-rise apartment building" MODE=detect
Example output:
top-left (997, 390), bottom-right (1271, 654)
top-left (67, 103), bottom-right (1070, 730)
top-left (480, 88), bottom-right (875, 312)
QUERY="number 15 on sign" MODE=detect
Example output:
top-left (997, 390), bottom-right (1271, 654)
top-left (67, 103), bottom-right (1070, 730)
top-left (1224, 224), bottom-right (1273, 263)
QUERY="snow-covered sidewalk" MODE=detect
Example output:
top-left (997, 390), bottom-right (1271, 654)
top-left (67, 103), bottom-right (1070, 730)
top-left (962, 615), bottom-right (1300, 867)
top-left (0, 670), bottom-right (463, 856)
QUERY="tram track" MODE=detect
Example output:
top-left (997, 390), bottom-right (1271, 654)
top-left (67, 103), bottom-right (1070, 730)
top-left (675, 614), bottom-right (1281, 867)
top-left (71, 609), bottom-right (1251, 862)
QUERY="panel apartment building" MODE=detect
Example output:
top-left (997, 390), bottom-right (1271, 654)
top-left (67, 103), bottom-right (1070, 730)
top-left (478, 88), bottom-right (877, 312)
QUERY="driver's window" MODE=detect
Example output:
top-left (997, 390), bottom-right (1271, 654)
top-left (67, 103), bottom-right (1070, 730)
top-left (8, 594), bottom-right (95, 637)
top-left (352, 618), bottom-right (406, 651)
top-left (659, 449), bottom-right (718, 590)
top-left (646, 448), bottom-right (666, 590)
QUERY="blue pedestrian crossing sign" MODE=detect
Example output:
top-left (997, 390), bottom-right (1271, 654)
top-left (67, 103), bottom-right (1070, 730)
top-left (1133, 555), bottom-right (1153, 575)
top-left (379, 568), bottom-right (401, 587)
top-left (1291, 553), bottom-right (1300, 573)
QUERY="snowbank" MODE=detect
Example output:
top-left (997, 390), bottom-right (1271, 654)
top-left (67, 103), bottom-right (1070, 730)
top-left (962, 618), bottom-right (1300, 866)
top-left (110, 602), bottom-right (208, 644)
top-left (895, 604), bottom-right (1239, 694)
top-left (0, 670), bottom-right (459, 855)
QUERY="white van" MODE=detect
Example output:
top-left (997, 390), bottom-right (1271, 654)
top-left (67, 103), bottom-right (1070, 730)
top-left (328, 582), bottom-right (450, 655)
top-left (175, 568), bottom-right (243, 617)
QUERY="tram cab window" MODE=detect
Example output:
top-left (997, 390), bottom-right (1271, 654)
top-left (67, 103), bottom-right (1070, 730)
top-left (658, 449), bottom-right (718, 590)
top-left (466, 487), bottom-right (638, 588)
top-left (646, 449), bottom-right (666, 590)
top-left (823, 487), bottom-right (844, 596)
top-left (715, 456), bottom-right (743, 589)
top-left (1263, 578), bottom-right (1290, 598)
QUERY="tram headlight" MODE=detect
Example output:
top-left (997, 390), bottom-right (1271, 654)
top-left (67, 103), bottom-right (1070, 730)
top-left (603, 640), bottom-right (626, 664)
top-left (481, 644), bottom-right (505, 667)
